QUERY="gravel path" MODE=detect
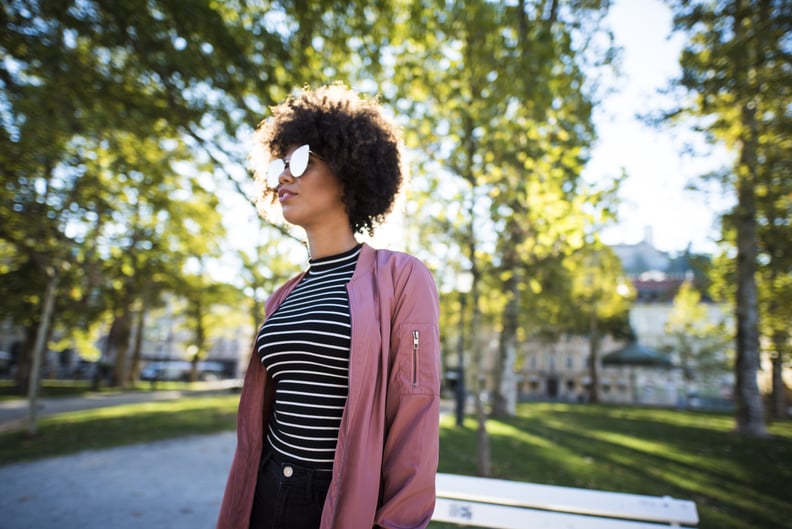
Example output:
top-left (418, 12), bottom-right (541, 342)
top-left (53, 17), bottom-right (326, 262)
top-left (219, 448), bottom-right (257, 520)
top-left (0, 432), bottom-right (236, 529)
top-left (0, 392), bottom-right (457, 529)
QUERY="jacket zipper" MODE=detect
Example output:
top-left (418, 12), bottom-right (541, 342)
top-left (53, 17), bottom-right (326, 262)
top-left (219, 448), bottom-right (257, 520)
top-left (412, 330), bottom-right (420, 387)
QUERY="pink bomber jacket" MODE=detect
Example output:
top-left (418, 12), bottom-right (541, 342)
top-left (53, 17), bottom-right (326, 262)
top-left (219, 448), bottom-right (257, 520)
top-left (216, 243), bottom-right (440, 529)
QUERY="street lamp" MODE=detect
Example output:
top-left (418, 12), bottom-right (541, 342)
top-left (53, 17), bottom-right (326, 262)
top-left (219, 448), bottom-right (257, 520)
top-left (455, 270), bottom-right (474, 427)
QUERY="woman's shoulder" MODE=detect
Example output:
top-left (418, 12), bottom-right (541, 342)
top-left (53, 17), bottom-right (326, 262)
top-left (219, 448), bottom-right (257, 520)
top-left (369, 245), bottom-right (427, 271)
top-left (369, 246), bottom-right (435, 288)
top-left (373, 246), bottom-right (423, 266)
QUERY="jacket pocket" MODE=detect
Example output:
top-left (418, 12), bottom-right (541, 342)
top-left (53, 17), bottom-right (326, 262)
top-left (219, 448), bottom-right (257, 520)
top-left (397, 323), bottom-right (438, 395)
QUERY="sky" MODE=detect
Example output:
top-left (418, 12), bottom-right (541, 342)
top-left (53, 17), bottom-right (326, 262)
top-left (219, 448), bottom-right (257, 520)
top-left (585, 0), bottom-right (734, 255)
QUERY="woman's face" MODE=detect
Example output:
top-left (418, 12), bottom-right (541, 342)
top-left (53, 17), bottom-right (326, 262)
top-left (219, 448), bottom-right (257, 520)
top-left (274, 145), bottom-right (348, 232)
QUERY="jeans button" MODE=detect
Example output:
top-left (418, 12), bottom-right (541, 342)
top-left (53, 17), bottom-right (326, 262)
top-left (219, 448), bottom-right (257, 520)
top-left (282, 465), bottom-right (294, 478)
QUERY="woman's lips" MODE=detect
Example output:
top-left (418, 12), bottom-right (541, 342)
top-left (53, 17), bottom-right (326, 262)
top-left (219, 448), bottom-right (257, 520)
top-left (278, 188), bottom-right (297, 202)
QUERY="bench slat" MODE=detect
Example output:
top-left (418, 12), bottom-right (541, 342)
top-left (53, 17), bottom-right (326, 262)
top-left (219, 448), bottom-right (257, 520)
top-left (433, 497), bottom-right (697, 529)
top-left (436, 473), bottom-right (699, 525)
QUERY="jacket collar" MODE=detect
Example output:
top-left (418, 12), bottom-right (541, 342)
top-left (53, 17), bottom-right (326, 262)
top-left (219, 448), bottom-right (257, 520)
top-left (349, 242), bottom-right (376, 283)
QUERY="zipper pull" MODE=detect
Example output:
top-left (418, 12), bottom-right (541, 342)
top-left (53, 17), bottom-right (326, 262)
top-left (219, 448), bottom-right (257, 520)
top-left (412, 330), bottom-right (420, 387)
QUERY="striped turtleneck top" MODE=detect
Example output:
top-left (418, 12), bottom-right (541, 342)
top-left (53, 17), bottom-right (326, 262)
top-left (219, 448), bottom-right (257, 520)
top-left (256, 243), bottom-right (361, 470)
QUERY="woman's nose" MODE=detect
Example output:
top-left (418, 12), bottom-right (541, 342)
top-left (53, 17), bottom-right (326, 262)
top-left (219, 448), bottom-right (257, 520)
top-left (278, 166), bottom-right (295, 184)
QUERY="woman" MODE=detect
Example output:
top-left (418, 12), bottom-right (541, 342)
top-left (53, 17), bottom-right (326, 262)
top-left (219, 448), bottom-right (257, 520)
top-left (216, 83), bottom-right (440, 529)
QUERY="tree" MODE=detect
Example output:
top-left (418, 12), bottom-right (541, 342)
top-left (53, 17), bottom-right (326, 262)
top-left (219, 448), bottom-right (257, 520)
top-left (236, 223), bottom-right (305, 338)
top-left (0, 0), bottom-right (268, 409)
top-left (665, 0), bottom-right (792, 436)
top-left (566, 244), bottom-right (634, 403)
top-left (1, 0), bottom-right (410, 397)
top-left (177, 271), bottom-right (246, 383)
top-left (753, 87), bottom-right (792, 419)
top-left (665, 280), bottom-right (732, 405)
top-left (388, 0), bottom-right (618, 474)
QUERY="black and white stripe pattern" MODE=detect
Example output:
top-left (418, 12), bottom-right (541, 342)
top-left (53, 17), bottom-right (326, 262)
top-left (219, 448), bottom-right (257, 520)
top-left (257, 244), bottom-right (361, 470)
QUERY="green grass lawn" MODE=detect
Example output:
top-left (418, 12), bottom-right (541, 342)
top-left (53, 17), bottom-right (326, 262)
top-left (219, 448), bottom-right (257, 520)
top-left (0, 394), bottom-right (240, 463)
top-left (0, 378), bottom-right (223, 400)
top-left (434, 403), bottom-right (792, 529)
top-left (1, 397), bottom-right (790, 529)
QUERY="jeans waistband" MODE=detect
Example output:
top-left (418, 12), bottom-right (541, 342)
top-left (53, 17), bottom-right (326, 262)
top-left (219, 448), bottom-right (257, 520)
top-left (261, 448), bottom-right (333, 484)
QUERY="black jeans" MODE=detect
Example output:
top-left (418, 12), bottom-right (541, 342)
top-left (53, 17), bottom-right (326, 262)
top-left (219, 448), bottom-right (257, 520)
top-left (249, 449), bottom-right (332, 529)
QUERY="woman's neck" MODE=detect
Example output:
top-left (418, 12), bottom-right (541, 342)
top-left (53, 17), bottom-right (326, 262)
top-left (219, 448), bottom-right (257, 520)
top-left (305, 225), bottom-right (358, 260)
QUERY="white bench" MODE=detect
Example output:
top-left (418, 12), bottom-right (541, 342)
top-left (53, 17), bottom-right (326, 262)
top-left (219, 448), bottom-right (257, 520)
top-left (432, 473), bottom-right (699, 528)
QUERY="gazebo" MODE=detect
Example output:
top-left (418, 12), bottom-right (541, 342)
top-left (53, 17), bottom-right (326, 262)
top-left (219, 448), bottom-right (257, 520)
top-left (602, 341), bottom-right (674, 404)
top-left (602, 342), bottom-right (673, 368)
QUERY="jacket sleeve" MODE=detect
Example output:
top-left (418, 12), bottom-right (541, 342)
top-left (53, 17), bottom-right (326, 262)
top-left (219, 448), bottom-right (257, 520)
top-left (374, 257), bottom-right (440, 529)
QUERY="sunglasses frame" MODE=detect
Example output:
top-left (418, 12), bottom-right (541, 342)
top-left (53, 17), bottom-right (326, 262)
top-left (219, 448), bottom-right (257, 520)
top-left (266, 144), bottom-right (321, 187)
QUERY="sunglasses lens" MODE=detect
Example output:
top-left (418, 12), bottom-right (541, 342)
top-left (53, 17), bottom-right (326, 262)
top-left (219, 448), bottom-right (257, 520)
top-left (265, 145), bottom-right (313, 187)
top-left (266, 159), bottom-right (285, 187)
top-left (289, 145), bottom-right (311, 177)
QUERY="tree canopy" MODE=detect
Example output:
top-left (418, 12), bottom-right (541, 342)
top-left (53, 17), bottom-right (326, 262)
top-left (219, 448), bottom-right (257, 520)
top-left (3, 0), bottom-right (787, 437)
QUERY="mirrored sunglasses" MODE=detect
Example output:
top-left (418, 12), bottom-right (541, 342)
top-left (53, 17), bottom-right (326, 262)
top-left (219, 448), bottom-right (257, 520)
top-left (266, 144), bottom-right (322, 187)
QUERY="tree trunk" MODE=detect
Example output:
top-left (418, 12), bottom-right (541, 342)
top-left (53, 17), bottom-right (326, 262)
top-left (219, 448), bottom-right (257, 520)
top-left (475, 372), bottom-right (491, 478)
top-left (27, 269), bottom-right (60, 436)
top-left (14, 326), bottom-right (37, 395)
top-left (733, 94), bottom-right (767, 436)
top-left (588, 312), bottom-right (600, 404)
top-left (467, 212), bottom-right (490, 477)
top-left (493, 325), bottom-right (518, 417)
top-left (108, 310), bottom-right (133, 388)
top-left (492, 263), bottom-right (520, 417)
top-left (771, 331), bottom-right (788, 419)
top-left (128, 304), bottom-right (147, 385)
top-left (188, 296), bottom-right (206, 383)
top-left (455, 290), bottom-right (467, 428)
top-left (472, 258), bottom-right (491, 477)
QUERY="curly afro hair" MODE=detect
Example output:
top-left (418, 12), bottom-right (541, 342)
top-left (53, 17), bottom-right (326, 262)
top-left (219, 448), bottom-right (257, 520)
top-left (253, 83), bottom-right (404, 236)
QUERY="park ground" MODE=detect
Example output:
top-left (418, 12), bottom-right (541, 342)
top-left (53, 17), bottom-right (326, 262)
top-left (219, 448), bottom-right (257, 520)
top-left (0, 380), bottom-right (791, 529)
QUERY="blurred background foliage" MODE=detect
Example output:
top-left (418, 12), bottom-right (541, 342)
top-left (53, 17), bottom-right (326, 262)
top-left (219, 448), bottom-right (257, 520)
top-left (1, 0), bottom-right (789, 437)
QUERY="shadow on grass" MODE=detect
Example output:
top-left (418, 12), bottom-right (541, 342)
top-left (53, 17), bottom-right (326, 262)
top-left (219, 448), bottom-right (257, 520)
top-left (439, 403), bottom-right (792, 529)
top-left (0, 394), bottom-right (239, 466)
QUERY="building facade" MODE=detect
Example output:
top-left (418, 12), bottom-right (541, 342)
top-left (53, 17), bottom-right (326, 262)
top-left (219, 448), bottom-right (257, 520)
top-left (515, 227), bottom-right (732, 407)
